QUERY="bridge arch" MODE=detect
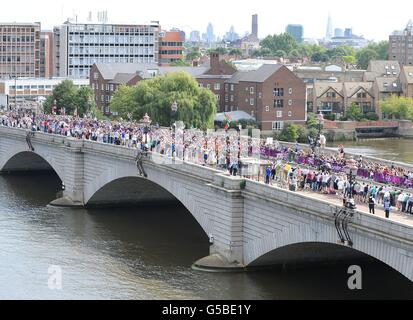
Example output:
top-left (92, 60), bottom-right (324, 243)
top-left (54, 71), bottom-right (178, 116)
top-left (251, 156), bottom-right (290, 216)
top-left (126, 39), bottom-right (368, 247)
top-left (0, 149), bottom-right (65, 182)
top-left (83, 164), bottom-right (215, 238)
top-left (246, 236), bottom-right (413, 282)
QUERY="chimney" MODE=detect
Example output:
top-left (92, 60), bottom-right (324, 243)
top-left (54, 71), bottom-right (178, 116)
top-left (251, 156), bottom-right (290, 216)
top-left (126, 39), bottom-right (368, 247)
top-left (210, 52), bottom-right (221, 70)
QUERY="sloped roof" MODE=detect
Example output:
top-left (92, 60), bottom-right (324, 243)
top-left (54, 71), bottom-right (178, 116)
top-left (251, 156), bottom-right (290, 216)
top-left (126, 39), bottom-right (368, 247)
top-left (159, 66), bottom-right (209, 78)
top-left (313, 81), bottom-right (344, 98)
top-left (344, 82), bottom-right (373, 97)
top-left (109, 73), bottom-right (139, 84)
top-left (367, 60), bottom-right (401, 77)
top-left (95, 63), bottom-right (159, 80)
top-left (374, 77), bottom-right (402, 92)
top-left (94, 63), bottom-right (209, 81)
top-left (363, 71), bottom-right (377, 82)
top-left (237, 64), bottom-right (282, 83)
top-left (402, 66), bottom-right (413, 84)
top-left (226, 71), bottom-right (250, 84)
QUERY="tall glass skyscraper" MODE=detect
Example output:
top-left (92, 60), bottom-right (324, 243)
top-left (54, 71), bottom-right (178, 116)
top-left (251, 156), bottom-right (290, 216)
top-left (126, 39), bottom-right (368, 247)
top-left (286, 24), bottom-right (304, 43)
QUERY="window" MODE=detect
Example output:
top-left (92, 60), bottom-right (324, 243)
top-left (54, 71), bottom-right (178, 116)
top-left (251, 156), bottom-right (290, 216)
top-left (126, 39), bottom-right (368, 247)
top-left (94, 72), bottom-right (99, 80)
top-left (288, 111), bottom-right (292, 117)
top-left (250, 87), bottom-right (254, 94)
top-left (258, 92), bottom-right (262, 99)
top-left (225, 84), bottom-right (229, 91)
top-left (216, 94), bottom-right (220, 100)
top-left (230, 95), bottom-right (234, 102)
top-left (92, 83), bottom-right (95, 90)
top-left (199, 83), bottom-right (204, 88)
top-left (225, 94), bottom-right (229, 102)
top-left (289, 88), bottom-right (293, 95)
top-left (288, 99), bottom-right (292, 106)
top-left (327, 92), bottom-right (336, 98)
top-left (214, 83), bottom-right (220, 91)
top-left (276, 111), bottom-right (283, 118)
top-left (273, 88), bottom-right (284, 97)
top-left (250, 98), bottom-right (254, 106)
top-left (274, 99), bottom-right (284, 108)
top-left (272, 121), bottom-right (284, 131)
top-left (357, 92), bottom-right (367, 98)
top-left (207, 84), bottom-right (211, 90)
top-left (230, 84), bottom-right (234, 91)
top-left (265, 106), bottom-right (270, 112)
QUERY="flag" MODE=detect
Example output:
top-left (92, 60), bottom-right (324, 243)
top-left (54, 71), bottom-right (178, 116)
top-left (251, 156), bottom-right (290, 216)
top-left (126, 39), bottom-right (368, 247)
top-left (223, 113), bottom-right (232, 130)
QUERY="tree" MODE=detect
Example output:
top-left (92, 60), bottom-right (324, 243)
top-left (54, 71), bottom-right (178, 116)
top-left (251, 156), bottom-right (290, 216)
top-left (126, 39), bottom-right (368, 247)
top-left (170, 59), bottom-right (191, 66)
top-left (278, 123), bottom-right (301, 142)
top-left (275, 50), bottom-right (287, 57)
top-left (260, 33), bottom-right (298, 56)
top-left (229, 48), bottom-right (242, 56)
top-left (380, 95), bottom-right (413, 120)
top-left (75, 86), bottom-right (95, 116)
top-left (288, 49), bottom-right (300, 58)
top-left (109, 85), bottom-right (140, 119)
top-left (110, 72), bottom-right (217, 129)
top-left (343, 55), bottom-right (356, 65)
top-left (356, 48), bottom-right (379, 69)
top-left (346, 103), bottom-right (363, 121)
top-left (42, 80), bottom-right (94, 116)
top-left (185, 48), bottom-right (201, 61)
top-left (365, 41), bottom-right (389, 60)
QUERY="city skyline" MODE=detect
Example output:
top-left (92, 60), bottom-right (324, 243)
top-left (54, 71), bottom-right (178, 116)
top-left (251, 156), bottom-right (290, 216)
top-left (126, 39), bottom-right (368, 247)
top-left (1, 0), bottom-right (413, 42)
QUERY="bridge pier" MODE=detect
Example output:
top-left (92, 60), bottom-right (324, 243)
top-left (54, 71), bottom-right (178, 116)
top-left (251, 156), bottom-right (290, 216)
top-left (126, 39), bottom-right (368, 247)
top-left (49, 138), bottom-right (86, 208)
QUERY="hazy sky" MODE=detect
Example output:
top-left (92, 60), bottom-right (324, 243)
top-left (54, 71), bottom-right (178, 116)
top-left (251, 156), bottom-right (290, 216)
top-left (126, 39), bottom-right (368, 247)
top-left (1, 0), bottom-right (412, 41)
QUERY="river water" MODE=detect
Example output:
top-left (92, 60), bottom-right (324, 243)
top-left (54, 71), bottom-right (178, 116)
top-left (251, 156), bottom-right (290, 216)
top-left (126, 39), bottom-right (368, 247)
top-left (328, 138), bottom-right (413, 165)
top-left (1, 169), bottom-right (413, 299)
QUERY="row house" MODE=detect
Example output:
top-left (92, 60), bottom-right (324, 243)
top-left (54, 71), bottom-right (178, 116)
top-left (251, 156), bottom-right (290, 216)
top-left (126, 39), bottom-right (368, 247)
top-left (399, 66), bottom-right (413, 97)
top-left (311, 61), bottom-right (413, 119)
top-left (312, 81), bottom-right (375, 118)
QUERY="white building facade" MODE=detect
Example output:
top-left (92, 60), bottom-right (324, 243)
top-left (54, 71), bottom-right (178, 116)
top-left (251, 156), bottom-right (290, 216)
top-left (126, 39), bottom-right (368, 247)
top-left (0, 77), bottom-right (89, 107)
top-left (53, 22), bottom-right (160, 78)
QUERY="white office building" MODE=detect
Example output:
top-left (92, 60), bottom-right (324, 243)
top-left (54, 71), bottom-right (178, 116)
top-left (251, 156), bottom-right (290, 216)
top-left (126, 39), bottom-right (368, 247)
top-left (53, 22), bottom-right (160, 78)
top-left (0, 77), bottom-right (89, 108)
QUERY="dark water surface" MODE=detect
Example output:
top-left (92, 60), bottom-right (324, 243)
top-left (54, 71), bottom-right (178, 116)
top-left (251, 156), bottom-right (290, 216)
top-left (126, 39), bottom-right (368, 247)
top-left (0, 174), bottom-right (412, 299)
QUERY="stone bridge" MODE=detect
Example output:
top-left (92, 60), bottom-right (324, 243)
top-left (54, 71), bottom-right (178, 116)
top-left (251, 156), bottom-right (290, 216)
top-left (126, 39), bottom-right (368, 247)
top-left (1, 125), bottom-right (413, 282)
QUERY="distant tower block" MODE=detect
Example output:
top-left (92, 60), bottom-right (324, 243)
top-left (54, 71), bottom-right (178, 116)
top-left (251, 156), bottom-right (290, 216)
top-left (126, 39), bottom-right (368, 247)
top-left (252, 14), bottom-right (258, 38)
top-left (326, 13), bottom-right (333, 40)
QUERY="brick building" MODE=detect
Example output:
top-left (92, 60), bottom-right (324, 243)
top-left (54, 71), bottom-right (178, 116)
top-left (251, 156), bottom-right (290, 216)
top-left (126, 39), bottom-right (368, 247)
top-left (159, 30), bottom-right (184, 66)
top-left (90, 52), bottom-right (307, 130)
top-left (0, 22), bottom-right (41, 78)
top-left (389, 20), bottom-right (413, 66)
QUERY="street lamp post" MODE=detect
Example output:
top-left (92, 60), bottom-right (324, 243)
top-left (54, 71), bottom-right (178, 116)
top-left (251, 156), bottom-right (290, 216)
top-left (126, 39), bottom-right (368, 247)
top-left (171, 101), bottom-right (178, 158)
top-left (316, 112), bottom-right (324, 170)
top-left (345, 157), bottom-right (358, 209)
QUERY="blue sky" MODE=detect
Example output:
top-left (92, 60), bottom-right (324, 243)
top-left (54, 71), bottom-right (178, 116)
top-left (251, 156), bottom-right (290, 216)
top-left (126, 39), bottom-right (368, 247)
top-left (1, 0), bottom-right (412, 41)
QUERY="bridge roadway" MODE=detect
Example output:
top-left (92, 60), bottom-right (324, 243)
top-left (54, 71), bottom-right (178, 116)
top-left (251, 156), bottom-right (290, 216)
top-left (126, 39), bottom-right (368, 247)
top-left (1, 125), bottom-right (413, 282)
